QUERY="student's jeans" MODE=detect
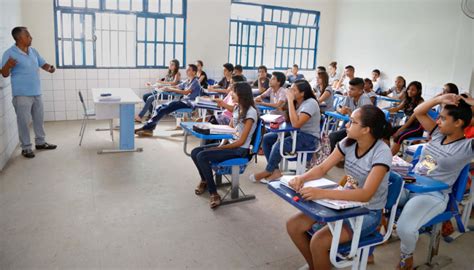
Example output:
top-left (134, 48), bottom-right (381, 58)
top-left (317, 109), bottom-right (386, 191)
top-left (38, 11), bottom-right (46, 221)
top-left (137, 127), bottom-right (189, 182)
top-left (262, 131), bottom-right (319, 173)
top-left (142, 100), bottom-right (190, 130)
top-left (191, 143), bottom-right (249, 194)
top-left (329, 128), bottom-right (347, 152)
top-left (12, 96), bottom-right (46, 150)
top-left (138, 91), bottom-right (157, 118)
top-left (396, 190), bottom-right (448, 255)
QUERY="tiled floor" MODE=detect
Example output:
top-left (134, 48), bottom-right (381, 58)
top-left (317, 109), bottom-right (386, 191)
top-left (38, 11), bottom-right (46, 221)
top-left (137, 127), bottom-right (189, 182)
top-left (0, 119), bottom-right (473, 269)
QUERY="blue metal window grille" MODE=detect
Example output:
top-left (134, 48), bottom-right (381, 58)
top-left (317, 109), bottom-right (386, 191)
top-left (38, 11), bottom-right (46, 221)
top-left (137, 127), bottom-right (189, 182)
top-left (53, 0), bottom-right (186, 68)
top-left (229, 0), bottom-right (319, 70)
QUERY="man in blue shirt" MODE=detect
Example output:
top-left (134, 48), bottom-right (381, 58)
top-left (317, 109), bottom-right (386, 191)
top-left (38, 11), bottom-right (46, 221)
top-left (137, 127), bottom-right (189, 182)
top-left (134, 64), bottom-right (201, 137)
top-left (287, 64), bottom-right (305, 83)
top-left (1, 27), bottom-right (57, 158)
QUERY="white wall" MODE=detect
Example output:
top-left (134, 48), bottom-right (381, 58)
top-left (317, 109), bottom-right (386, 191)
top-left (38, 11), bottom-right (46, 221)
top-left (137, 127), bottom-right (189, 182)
top-left (17, 0), bottom-right (337, 122)
top-left (0, 0), bottom-right (22, 171)
top-left (332, 0), bottom-right (474, 98)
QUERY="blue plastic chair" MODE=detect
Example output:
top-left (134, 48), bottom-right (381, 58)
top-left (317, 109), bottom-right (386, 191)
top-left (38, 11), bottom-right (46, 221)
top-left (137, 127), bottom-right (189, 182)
top-left (334, 172), bottom-right (405, 269)
top-left (210, 119), bottom-right (263, 205)
top-left (207, 78), bottom-right (216, 86)
top-left (402, 109), bottom-right (439, 157)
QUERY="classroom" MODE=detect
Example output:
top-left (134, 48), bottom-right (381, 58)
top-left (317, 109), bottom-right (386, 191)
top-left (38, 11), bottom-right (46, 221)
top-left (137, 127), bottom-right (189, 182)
top-left (0, 0), bottom-right (473, 269)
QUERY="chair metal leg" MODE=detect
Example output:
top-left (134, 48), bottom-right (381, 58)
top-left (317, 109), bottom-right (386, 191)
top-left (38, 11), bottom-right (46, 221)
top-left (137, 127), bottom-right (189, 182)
top-left (220, 166), bottom-right (256, 206)
top-left (109, 119), bottom-right (114, 142)
top-left (79, 116), bottom-right (88, 146)
top-left (79, 116), bottom-right (86, 137)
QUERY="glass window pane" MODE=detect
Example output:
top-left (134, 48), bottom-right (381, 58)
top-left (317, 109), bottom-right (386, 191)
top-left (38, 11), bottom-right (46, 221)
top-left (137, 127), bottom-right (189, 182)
top-left (296, 28), bottom-right (303, 48)
top-left (175, 18), bottom-right (184, 43)
top-left (229, 46), bottom-right (236, 64)
top-left (257, 26), bottom-right (263, 46)
top-left (289, 49), bottom-right (295, 67)
top-left (149, 0), bottom-right (158, 12)
top-left (264, 8), bottom-right (272, 21)
top-left (291, 12), bottom-right (300, 25)
top-left (137, 17), bottom-right (145, 41)
top-left (147, 43), bottom-right (155, 66)
top-left (88, 0), bottom-right (99, 9)
top-left (73, 14), bottom-right (83, 39)
top-left (119, 0), bottom-right (130, 10)
top-left (175, 44), bottom-right (183, 63)
top-left (302, 50), bottom-right (308, 69)
top-left (290, 28), bottom-right (296, 47)
top-left (248, 47), bottom-right (255, 67)
top-left (230, 22), bottom-right (237, 44)
top-left (165, 44), bottom-right (173, 64)
top-left (147, 18), bottom-right (155, 41)
top-left (156, 43), bottom-right (164, 66)
top-left (172, 0), bottom-right (182, 14)
top-left (75, 0), bottom-right (85, 8)
top-left (63, 41), bottom-right (73, 65)
top-left (255, 48), bottom-right (262, 66)
top-left (131, 0), bottom-right (143, 11)
top-left (58, 41), bottom-right (63, 66)
top-left (308, 50), bottom-right (315, 69)
top-left (249, 25), bottom-right (256, 46)
top-left (74, 41), bottom-right (83, 65)
top-left (300, 13), bottom-right (308, 26)
top-left (86, 41), bottom-right (93, 65)
top-left (273, 9), bottom-right (281, 23)
top-left (284, 28), bottom-right (290, 47)
top-left (303, 28), bottom-right (310, 48)
top-left (165, 18), bottom-right (174, 42)
top-left (85, 15), bottom-right (93, 40)
top-left (236, 46), bottom-right (240, 65)
top-left (58, 0), bottom-right (71, 7)
top-left (295, 49), bottom-right (301, 67)
top-left (157, 19), bottom-right (164, 42)
top-left (282, 48), bottom-right (288, 68)
top-left (276, 27), bottom-right (283, 47)
top-left (281, 10), bottom-right (290, 23)
top-left (62, 13), bottom-right (72, 38)
top-left (137, 43), bottom-right (145, 66)
top-left (241, 47), bottom-right (247, 67)
top-left (105, 0), bottom-right (117, 10)
top-left (161, 0), bottom-right (171, 13)
top-left (307, 14), bottom-right (316, 26)
top-left (309, 29), bottom-right (316, 49)
top-left (241, 24), bottom-right (248, 45)
top-left (231, 3), bottom-right (261, 22)
top-left (96, 31), bottom-right (102, 65)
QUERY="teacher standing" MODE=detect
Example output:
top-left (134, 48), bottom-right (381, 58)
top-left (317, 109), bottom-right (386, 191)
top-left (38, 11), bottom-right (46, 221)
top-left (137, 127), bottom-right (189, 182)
top-left (1, 26), bottom-right (57, 158)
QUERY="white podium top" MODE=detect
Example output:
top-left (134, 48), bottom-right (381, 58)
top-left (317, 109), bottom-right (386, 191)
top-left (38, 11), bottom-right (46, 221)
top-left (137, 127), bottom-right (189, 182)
top-left (92, 88), bottom-right (142, 104)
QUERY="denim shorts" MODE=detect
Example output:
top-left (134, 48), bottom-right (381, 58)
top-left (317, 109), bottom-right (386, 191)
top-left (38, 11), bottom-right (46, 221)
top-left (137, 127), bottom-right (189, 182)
top-left (311, 209), bottom-right (382, 238)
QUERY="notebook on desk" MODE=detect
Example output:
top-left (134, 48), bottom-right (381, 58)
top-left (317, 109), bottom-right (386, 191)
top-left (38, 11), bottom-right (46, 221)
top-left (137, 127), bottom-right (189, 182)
top-left (279, 176), bottom-right (368, 210)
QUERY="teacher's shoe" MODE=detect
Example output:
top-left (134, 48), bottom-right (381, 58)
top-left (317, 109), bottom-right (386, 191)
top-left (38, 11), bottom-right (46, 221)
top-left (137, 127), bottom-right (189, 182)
top-left (35, 143), bottom-right (57, 150)
top-left (134, 128), bottom-right (153, 137)
top-left (21, 149), bottom-right (35, 158)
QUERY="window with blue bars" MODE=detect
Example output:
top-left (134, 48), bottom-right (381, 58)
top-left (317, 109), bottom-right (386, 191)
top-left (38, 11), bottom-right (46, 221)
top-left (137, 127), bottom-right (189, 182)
top-left (54, 0), bottom-right (186, 68)
top-left (229, 0), bottom-right (319, 70)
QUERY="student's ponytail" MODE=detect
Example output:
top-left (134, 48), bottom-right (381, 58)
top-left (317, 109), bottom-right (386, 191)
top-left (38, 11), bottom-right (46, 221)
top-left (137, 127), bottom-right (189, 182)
top-left (358, 105), bottom-right (392, 140)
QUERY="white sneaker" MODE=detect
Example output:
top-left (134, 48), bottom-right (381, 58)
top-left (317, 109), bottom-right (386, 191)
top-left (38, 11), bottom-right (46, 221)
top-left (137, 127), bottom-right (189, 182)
top-left (248, 173), bottom-right (257, 183)
top-left (298, 264), bottom-right (309, 270)
top-left (260, 179), bottom-right (269, 184)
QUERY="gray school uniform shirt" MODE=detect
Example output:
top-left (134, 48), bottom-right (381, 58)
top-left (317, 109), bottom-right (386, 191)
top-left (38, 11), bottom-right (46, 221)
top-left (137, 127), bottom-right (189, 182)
top-left (296, 98), bottom-right (321, 138)
top-left (413, 126), bottom-right (474, 192)
top-left (337, 138), bottom-right (392, 210)
top-left (342, 93), bottom-right (372, 112)
top-left (317, 86), bottom-right (335, 112)
top-left (231, 106), bottom-right (258, 149)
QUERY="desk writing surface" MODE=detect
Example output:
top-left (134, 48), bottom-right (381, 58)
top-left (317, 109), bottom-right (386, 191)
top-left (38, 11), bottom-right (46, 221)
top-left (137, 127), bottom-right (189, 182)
top-left (180, 122), bottom-right (234, 140)
top-left (92, 88), bottom-right (141, 104)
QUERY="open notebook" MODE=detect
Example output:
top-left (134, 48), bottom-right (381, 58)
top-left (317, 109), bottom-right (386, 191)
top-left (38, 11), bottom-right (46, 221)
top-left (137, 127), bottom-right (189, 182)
top-left (279, 176), bottom-right (368, 210)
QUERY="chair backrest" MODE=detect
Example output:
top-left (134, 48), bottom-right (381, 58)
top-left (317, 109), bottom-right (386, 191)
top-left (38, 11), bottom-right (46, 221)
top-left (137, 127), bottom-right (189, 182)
top-left (78, 90), bottom-right (88, 113)
top-left (428, 108), bottom-right (439, 120)
top-left (382, 109), bottom-right (391, 122)
top-left (452, 164), bottom-right (470, 202)
top-left (383, 172), bottom-right (405, 241)
top-left (333, 94), bottom-right (344, 108)
top-left (207, 79), bottom-right (216, 86)
top-left (249, 118), bottom-right (264, 156)
top-left (411, 144), bottom-right (424, 167)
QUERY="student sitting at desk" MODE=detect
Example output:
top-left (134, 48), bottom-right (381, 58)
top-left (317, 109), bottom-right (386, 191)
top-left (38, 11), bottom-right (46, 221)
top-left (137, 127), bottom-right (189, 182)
top-left (252, 65), bottom-right (271, 94)
top-left (251, 80), bottom-right (321, 182)
top-left (314, 71), bottom-right (335, 112)
top-left (387, 81), bottom-right (424, 156)
top-left (334, 65), bottom-right (356, 95)
top-left (233, 64), bottom-right (247, 81)
top-left (191, 83), bottom-right (258, 209)
top-left (254, 71), bottom-right (287, 112)
top-left (287, 64), bottom-right (305, 83)
top-left (196, 60), bottom-right (208, 89)
top-left (286, 105), bottom-right (392, 270)
top-left (328, 61), bottom-right (339, 86)
top-left (363, 78), bottom-right (377, 104)
top-left (211, 75), bottom-right (246, 125)
top-left (136, 59), bottom-right (181, 122)
top-left (382, 76), bottom-right (406, 100)
top-left (371, 69), bottom-right (383, 94)
top-left (207, 63), bottom-right (234, 94)
top-left (134, 64), bottom-right (201, 137)
top-left (395, 94), bottom-right (473, 270)
top-left (328, 78), bottom-right (372, 152)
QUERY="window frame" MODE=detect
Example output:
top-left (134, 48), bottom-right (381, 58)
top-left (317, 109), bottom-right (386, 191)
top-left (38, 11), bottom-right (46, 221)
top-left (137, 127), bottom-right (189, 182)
top-left (228, 0), bottom-right (320, 71)
top-left (53, 0), bottom-right (187, 69)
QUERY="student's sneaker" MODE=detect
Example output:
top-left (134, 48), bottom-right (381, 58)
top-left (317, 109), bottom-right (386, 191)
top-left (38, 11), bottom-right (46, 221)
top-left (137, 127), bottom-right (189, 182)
top-left (35, 143), bottom-right (57, 150)
top-left (134, 128), bottom-right (153, 137)
top-left (21, 149), bottom-right (35, 158)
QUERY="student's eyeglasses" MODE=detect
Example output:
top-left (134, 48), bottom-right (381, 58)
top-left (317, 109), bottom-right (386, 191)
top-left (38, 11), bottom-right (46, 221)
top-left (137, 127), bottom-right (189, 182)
top-left (348, 119), bottom-right (361, 126)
